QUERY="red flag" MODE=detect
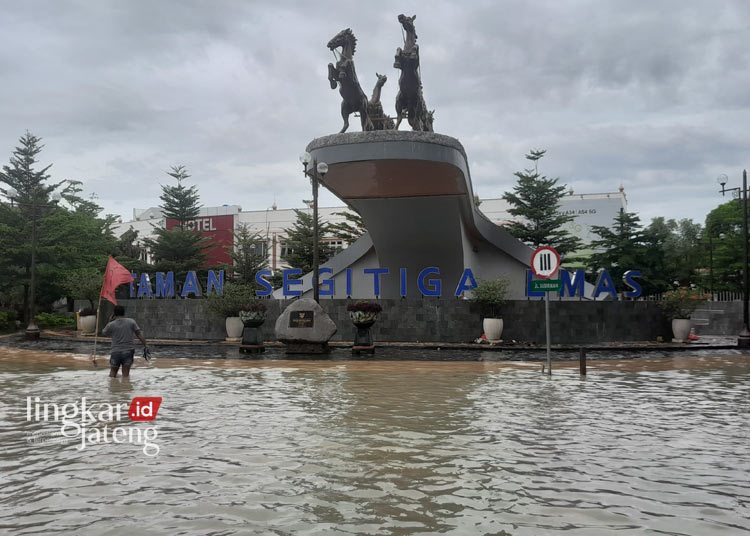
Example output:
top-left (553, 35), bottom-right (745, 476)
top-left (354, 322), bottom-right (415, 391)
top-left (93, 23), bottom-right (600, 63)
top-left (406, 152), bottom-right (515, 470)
top-left (100, 256), bottom-right (134, 305)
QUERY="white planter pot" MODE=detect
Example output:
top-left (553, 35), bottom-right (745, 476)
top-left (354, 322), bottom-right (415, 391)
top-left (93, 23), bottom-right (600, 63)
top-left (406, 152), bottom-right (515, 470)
top-left (483, 318), bottom-right (504, 342)
top-left (671, 318), bottom-right (691, 343)
top-left (79, 315), bottom-right (97, 334)
top-left (225, 317), bottom-right (243, 340)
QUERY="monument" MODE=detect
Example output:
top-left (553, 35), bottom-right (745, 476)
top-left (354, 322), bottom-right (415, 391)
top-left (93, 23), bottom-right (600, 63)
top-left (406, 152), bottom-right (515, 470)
top-left (273, 15), bottom-right (534, 300)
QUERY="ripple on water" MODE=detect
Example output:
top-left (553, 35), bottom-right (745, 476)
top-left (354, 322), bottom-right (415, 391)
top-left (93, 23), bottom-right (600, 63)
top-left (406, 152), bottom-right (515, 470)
top-left (0, 348), bottom-right (748, 535)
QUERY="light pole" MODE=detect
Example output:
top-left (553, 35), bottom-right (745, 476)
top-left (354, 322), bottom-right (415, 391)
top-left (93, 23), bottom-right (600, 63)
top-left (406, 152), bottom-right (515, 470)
top-left (706, 229), bottom-right (725, 299)
top-left (299, 152), bottom-right (328, 303)
top-left (5, 187), bottom-right (61, 340)
top-left (717, 170), bottom-right (750, 348)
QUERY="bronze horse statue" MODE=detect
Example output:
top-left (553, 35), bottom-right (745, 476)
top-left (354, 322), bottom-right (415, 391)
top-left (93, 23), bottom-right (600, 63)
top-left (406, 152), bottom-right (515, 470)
top-left (393, 14), bottom-right (433, 132)
top-left (367, 73), bottom-right (395, 130)
top-left (327, 28), bottom-right (374, 133)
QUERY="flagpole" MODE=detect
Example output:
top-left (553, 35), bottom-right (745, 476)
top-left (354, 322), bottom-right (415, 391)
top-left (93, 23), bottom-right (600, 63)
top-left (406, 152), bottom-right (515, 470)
top-left (91, 283), bottom-right (105, 366)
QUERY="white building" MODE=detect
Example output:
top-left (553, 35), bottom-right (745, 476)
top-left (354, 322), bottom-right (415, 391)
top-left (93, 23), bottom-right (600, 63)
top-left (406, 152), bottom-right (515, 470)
top-left (112, 188), bottom-right (627, 269)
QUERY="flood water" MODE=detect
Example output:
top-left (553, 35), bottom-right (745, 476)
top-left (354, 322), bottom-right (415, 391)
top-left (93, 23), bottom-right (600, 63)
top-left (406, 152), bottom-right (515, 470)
top-left (1, 346), bottom-right (749, 535)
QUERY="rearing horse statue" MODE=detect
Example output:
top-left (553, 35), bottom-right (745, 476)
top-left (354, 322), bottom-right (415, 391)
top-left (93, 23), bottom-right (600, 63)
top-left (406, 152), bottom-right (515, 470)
top-left (327, 28), bottom-right (374, 133)
top-left (393, 14), bottom-right (433, 132)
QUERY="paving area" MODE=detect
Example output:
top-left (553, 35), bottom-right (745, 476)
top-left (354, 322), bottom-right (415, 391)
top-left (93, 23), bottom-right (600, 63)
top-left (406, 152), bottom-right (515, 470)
top-left (0, 330), bottom-right (745, 362)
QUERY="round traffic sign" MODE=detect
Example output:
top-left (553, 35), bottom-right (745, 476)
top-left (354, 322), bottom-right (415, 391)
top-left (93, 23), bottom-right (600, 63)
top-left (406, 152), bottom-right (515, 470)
top-left (530, 246), bottom-right (561, 279)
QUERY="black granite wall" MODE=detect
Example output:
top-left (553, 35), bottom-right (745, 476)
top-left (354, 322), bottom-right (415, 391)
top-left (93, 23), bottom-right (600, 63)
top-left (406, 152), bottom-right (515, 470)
top-left (102, 298), bottom-right (686, 344)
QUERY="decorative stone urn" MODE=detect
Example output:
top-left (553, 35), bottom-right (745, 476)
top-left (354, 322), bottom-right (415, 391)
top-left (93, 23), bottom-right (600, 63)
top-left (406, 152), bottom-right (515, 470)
top-left (238, 309), bottom-right (267, 354)
top-left (348, 310), bottom-right (379, 329)
top-left (225, 317), bottom-right (244, 340)
top-left (239, 310), bottom-right (266, 328)
top-left (346, 302), bottom-right (382, 355)
top-left (79, 315), bottom-right (97, 334)
top-left (671, 318), bottom-right (691, 343)
top-left (483, 318), bottom-right (503, 342)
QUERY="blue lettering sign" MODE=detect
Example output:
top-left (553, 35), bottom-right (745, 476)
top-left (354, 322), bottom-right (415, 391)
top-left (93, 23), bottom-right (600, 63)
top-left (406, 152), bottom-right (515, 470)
top-left (129, 272), bottom-right (136, 298)
top-left (346, 268), bottom-right (352, 297)
top-left (155, 272), bottom-right (174, 297)
top-left (454, 268), bottom-right (477, 296)
top-left (181, 271), bottom-right (201, 297)
top-left (623, 270), bottom-right (642, 298)
top-left (594, 270), bottom-right (617, 299)
top-left (560, 269), bottom-right (585, 297)
top-left (400, 268), bottom-right (407, 297)
top-left (137, 273), bottom-right (152, 298)
top-left (364, 268), bottom-right (389, 297)
top-left (283, 269), bottom-right (302, 297)
top-left (206, 270), bottom-right (224, 296)
top-left (319, 268), bottom-right (334, 296)
top-left (255, 270), bottom-right (273, 297)
top-left (418, 267), bottom-right (441, 296)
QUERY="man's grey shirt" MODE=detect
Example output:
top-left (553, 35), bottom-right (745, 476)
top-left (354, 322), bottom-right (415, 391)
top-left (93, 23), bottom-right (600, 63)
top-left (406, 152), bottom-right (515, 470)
top-left (102, 317), bottom-right (141, 352)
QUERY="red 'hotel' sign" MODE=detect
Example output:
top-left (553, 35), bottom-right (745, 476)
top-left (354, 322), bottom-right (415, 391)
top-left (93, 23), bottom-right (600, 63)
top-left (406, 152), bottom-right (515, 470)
top-left (165, 215), bottom-right (234, 267)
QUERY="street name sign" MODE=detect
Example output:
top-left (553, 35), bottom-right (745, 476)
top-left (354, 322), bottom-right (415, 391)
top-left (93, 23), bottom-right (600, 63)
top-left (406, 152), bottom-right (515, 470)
top-left (530, 279), bottom-right (562, 292)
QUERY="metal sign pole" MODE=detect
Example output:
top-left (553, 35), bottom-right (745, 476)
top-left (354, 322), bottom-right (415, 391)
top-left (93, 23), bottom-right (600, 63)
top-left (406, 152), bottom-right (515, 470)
top-left (545, 290), bottom-right (551, 376)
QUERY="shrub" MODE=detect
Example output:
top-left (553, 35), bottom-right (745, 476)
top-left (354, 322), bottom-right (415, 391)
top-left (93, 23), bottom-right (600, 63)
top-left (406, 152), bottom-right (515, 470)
top-left (469, 277), bottom-right (509, 318)
top-left (35, 312), bottom-right (76, 328)
top-left (206, 282), bottom-right (257, 318)
top-left (62, 268), bottom-right (104, 310)
top-left (239, 302), bottom-right (267, 313)
top-left (658, 287), bottom-right (710, 319)
top-left (346, 301), bottom-right (383, 313)
top-left (0, 311), bottom-right (18, 331)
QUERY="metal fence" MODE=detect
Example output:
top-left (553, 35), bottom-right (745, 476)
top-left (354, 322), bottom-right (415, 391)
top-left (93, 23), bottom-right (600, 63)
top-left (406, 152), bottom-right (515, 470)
top-left (640, 290), bottom-right (744, 302)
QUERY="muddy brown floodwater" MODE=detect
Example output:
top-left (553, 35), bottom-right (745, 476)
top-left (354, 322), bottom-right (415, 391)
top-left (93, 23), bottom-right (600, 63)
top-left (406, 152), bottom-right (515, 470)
top-left (1, 346), bottom-right (748, 535)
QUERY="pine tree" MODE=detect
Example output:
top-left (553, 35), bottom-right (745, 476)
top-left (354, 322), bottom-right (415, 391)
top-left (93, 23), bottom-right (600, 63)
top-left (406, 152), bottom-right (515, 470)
top-left (0, 132), bottom-right (64, 216)
top-left (588, 210), bottom-right (650, 293)
top-left (0, 132), bottom-right (115, 319)
top-left (502, 149), bottom-right (582, 256)
top-left (282, 209), bottom-right (337, 274)
top-left (329, 209), bottom-right (366, 244)
top-left (159, 165), bottom-right (200, 228)
top-left (143, 165), bottom-right (209, 282)
top-left (222, 224), bottom-right (268, 286)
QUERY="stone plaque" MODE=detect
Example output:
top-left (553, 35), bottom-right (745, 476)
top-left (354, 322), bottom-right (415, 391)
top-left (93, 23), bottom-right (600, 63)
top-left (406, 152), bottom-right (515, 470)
top-left (289, 311), bottom-right (314, 328)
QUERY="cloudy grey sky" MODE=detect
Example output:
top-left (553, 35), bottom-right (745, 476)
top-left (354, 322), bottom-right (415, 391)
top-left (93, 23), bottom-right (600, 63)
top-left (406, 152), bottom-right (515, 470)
top-left (1, 1), bottom-right (747, 226)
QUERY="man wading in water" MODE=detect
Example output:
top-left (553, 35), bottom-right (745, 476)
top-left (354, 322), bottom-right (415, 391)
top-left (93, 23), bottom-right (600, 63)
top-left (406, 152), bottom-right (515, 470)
top-left (100, 305), bottom-right (149, 378)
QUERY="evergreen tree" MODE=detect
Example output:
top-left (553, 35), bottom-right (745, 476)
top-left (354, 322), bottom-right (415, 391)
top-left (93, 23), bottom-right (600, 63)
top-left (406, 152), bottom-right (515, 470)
top-left (0, 132), bottom-right (64, 211)
top-left (0, 133), bottom-right (115, 318)
top-left (143, 166), bottom-right (209, 283)
top-left (222, 224), bottom-right (268, 286)
top-left (588, 210), bottom-right (654, 294)
top-left (645, 217), bottom-right (703, 290)
top-left (704, 201), bottom-right (744, 292)
top-left (281, 209), bottom-right (337, 274)
top-left (502, 149), bottom-right (582, 256)
top-left (329, 209), bottom-right (366, 244)
top-left (159, 165), bottom-right (200, 228)
top-left (113, 227), bottom-right (151, 273)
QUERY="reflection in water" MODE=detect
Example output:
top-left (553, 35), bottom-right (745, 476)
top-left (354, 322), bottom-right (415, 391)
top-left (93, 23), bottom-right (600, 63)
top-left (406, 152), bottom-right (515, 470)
top-left (0, 347), bottom-right (748, 535)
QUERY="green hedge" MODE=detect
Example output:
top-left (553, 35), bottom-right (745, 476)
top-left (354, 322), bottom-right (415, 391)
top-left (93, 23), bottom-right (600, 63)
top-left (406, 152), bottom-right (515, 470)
top-left (0, 311), bottom-right (18, 331)
top-left (35, 312), bottom-right (76, 329)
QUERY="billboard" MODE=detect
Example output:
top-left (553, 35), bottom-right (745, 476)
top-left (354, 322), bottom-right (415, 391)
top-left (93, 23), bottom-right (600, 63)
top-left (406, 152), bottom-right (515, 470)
top-left (165, 214), bottom-right (234, 267)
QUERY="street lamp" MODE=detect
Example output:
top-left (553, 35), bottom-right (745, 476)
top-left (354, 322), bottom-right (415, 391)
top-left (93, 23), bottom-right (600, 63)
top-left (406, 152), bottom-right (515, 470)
top-left (717, 170), bottom-right (750, 348)
top-left (4, 187), bottom-right (61, 340)
top-left (299, 152), bottom-right (328, 303)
